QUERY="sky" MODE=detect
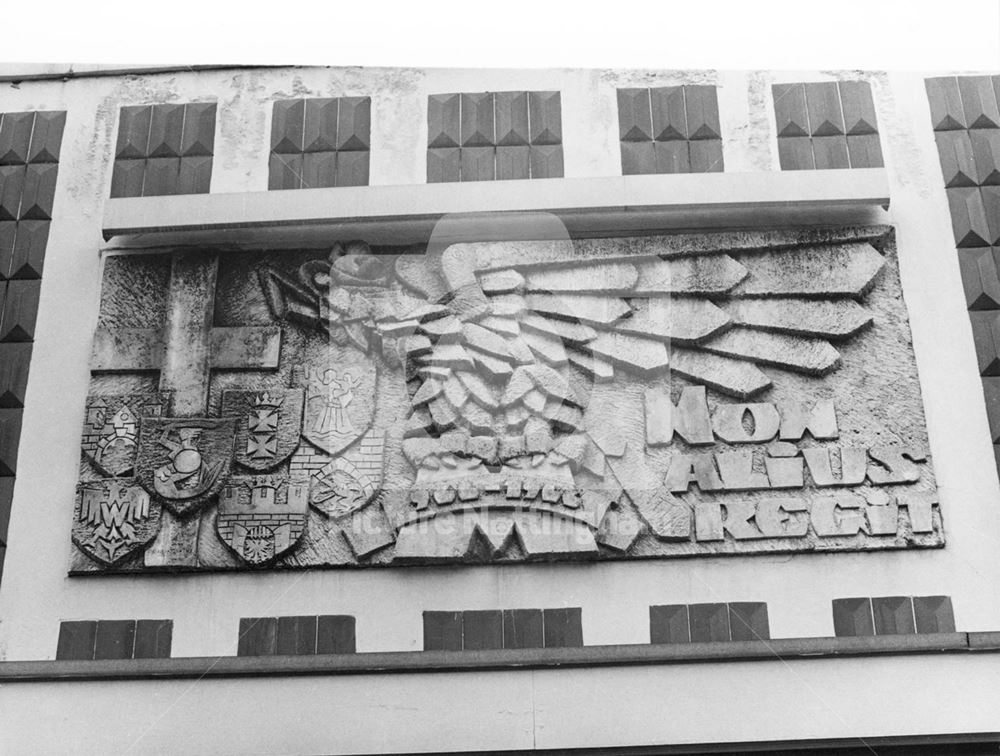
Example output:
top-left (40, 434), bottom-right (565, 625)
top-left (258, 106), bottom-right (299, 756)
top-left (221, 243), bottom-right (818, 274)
top-left (3, 0), bottom-right (998, 72)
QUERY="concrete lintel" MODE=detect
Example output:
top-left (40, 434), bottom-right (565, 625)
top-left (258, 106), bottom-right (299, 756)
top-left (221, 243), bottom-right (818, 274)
top-left (0, 632), bottom-right (976, 682)
top-left (102, 169), bottom-right (891, 248)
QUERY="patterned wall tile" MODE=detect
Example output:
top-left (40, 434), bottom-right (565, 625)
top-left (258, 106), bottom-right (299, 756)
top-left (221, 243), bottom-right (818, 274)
top-left (428, 91), bottom-right (564, 182)
top-left (775, 80), bottom-right (882, 170)
top-left (269, 97), bottom-right (371, 190)
top-left (618, 86), bottom-right (724, 175)
top-left (110, 103), bottom-right (216, 197)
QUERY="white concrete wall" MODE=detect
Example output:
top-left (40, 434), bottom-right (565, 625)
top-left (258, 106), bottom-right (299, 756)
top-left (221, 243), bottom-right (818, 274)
top-left (3, 652), bottom-right (999, 754)
top-left (0, 68), bottom-right (998, 693)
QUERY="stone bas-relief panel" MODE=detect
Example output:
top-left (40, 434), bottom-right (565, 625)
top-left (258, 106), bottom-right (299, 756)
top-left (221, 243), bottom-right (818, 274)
top-left (70, 226), bottom-right (941, 573)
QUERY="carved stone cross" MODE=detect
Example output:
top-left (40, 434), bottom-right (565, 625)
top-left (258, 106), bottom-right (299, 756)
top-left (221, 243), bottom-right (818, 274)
top-left (91, 252), bottom-right (280, 410)
top-left (90, 251), bottom-right (281, 565)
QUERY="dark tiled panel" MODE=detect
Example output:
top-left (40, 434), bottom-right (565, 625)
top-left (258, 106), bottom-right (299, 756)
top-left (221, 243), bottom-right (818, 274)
top-left (690, 140), bottom-right (724, 173)
top-left (913, 596), bottom-right (956, 633)
top-left (276, 616), bottom-right (318, 655)
top-left (0, 476), bottom-right (12, 546)
top-left (774, 80), bottom-right (882, 170)
top-left (0, 343), bottom-right (32, 407)
top-left (832, 597), bottom-right (875, 637)
top-left (56, 621), bottom-right (98, 661)
top-left (272, 99), bottom-right (306, 153)
top-left (237, 615), bottom-right (357, 656)
top-left (423, 611), bottom-right (463, 651)
top-left (9, 221), bottom-right (50, 279)
top-left (462, 610), bottom-right (503, 651)
top-left (618, 87), bottom-right (654, 142)
top-left (336, 97), bottom-right (371, 151)
top-left (110, 103), bottom-right (216, 197)
top-left (181, 103), bottom-right (216, 157)
top-left (0, 408), bottom-right (23, 476)
top-left (496, 91), bottom-right (529, 146)
top-left (688, 603), bottom-right (731, 642)
top-left (268, 97), bottom-right (370, 190)
top-left (423, 608), bottom-right (582, 650)
top-left (728, 602), bottom-right (770, 641)
top-left (94, 619), bottom-right (137, 660)
top-left (969, 310), bottom-right (1000, 374)
top-left (496, 145), bottom-right (530, 181)
top-left (1, 280), bottom-right (42, 341)
top-left (651, 86), bottom-right (687, 141)
top-left (958, 75), bottom-right (1000, 129)
top-left (834, 596), bottom-right (953, 636)
top-left (872, 596), bottom-right (916, 635)
top-left (428, 93), bottom-right (461, 148)
top-left (502, 609), bottom-right (544, 649)
top-left (109, 159), bottom-right (144, 200)
top-left (773, 82), bottom-right (809, 136)
top-left (542, 607), bottom-right (583, 648)
top-left (427, 91), bottom-right (564, 182)
top-left (134, 619), bottom-right (173, 659)
top-left (0, 113), bottom-right (35, 165)
top-left (839, 80), bottom-right (879, 135)
top-left (57, 619), bottom-right (173, 660)
top-left (115, 106), bottom-right (153, 158)
top-left (0, 111), bottom-right (61, 584)
top-left (927, 75), bottom-right (1000, 469)
top-left (649, 604), bottom-right (691, 644)
top-left (650, 602), bottom-right (770, 644)
top-left (618, 85), bottom-right (724, 175)
top-left (237, 617), bottom-right (278, 657)
top-left (461, 93), bottom-right (494, 147)
top-left (316, 615), bottom-right (356, 654)
top-left (268, 153), bottom-right (303, 191)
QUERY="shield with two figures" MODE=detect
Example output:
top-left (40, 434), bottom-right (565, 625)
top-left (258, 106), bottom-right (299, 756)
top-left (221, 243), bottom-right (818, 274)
top-left (80, 393), bottom-right (169, 477)
top-left (301, 348), bottom-right (376, 456)
top-left (216, 476), bottom-right (309, 565)
top-left (135, 417), bottom-right (236, 516)
top-left (72, 478), bottom-right (162, 565)
top-left (221, 389), bottom-right (305, 472)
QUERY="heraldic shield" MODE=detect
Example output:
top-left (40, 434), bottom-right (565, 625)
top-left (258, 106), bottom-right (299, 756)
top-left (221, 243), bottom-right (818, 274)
top-left (80, 393), bottom-right (169, 477)
top-left (135, 418), bottom-right (236, 516)
top-left (221, 389), bottom-right (304, 471)
top-left (301, 347), bottom-right (376, 456)
top-left (72, 479), bottom-right (162, 565)
top-left (216, 477), bottom-right (309, 565)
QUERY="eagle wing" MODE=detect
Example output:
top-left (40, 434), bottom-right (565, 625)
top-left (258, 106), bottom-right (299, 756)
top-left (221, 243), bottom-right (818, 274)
top-left (391, 227), bottom-right (884, 401)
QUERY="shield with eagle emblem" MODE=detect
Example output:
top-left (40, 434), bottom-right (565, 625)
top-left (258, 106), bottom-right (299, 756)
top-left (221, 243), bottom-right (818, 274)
top-left (72, 478), bottom-right (162, 566)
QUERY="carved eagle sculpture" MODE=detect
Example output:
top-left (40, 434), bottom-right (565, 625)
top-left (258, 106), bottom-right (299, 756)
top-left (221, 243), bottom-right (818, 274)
top-left (259, 228), bottom-right (887, 560)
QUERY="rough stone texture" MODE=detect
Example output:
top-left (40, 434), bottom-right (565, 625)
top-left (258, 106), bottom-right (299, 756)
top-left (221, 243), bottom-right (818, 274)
top-left (70, 226), bottom-right (941, 574)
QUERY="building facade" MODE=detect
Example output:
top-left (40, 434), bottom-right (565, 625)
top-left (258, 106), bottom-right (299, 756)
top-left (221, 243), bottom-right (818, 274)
top-left (0, 65), bottom-right (999, 754)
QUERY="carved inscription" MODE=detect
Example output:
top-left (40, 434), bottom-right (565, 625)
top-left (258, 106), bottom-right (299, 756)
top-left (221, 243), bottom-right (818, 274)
top-left (643, 386), bottom-right (936, 546)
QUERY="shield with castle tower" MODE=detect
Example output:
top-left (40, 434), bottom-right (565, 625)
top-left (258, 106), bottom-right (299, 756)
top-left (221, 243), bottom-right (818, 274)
top-left (216, 476), bottom-right (309, 565)
top-left (80, 393), bottom-right (169, 477)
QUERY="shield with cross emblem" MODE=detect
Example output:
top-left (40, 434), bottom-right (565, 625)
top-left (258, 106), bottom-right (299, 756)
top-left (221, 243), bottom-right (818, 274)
top-left (134, 417), bottom-right (237, 516)
top-left (221, 389), bottom-right (305, 472)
